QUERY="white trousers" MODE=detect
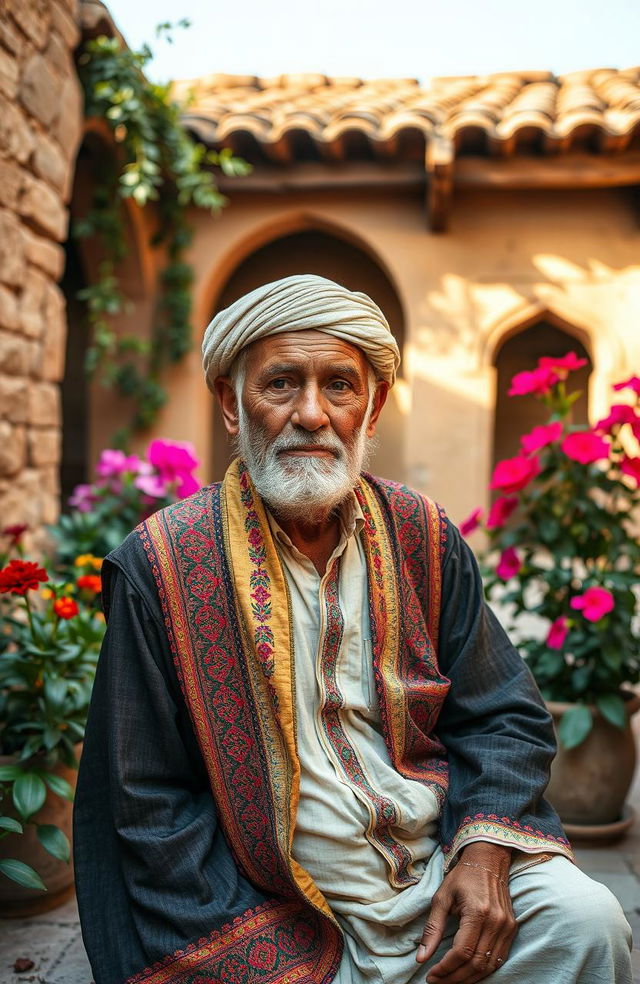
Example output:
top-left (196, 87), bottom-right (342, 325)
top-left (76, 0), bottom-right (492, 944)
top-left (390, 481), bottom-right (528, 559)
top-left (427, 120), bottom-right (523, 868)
top-left (334, 854), bottom-right (633, 984)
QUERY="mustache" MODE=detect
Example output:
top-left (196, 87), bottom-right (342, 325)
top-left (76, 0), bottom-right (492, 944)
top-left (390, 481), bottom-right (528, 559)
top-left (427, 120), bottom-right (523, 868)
top-left (271, 429), bottom-right (345, 459)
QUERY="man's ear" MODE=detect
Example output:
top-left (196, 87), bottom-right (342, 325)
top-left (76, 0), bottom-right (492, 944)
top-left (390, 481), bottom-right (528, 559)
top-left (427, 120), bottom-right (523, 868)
top-left (214, 377), bottom-right (240, 436)
top-left (366, 380), bottom-right (389, 438)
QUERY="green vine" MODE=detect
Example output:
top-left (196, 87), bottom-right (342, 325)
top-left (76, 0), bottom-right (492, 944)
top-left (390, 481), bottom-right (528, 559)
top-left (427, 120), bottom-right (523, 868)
top-left (75, 24), bottom-right (250, 446)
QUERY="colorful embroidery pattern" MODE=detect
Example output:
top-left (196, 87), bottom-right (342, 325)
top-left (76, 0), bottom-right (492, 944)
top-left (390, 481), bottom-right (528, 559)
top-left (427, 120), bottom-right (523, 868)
top-left (126, 900), bottom-right (339, 984)
top-left (442, 814), bottom-right (574, 869)
top-left (318, 560), bottom-right (418, 888)
top-left (239, 467), bottom-right (275, 680)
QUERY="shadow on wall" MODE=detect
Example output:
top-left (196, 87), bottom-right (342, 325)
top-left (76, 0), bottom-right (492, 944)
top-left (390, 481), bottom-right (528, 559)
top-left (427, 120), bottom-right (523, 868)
top-left (209, 229), bottom-right (408, 484)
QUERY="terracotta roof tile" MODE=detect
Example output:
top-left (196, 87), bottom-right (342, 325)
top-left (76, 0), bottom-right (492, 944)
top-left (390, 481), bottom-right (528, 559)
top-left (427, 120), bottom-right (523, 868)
top-left (172, 68), bottom-right (640, 162)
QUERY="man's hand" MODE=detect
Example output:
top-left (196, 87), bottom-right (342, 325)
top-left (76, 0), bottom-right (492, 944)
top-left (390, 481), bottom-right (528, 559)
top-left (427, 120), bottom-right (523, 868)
top-left (416, 842), bottom-right (517, 984)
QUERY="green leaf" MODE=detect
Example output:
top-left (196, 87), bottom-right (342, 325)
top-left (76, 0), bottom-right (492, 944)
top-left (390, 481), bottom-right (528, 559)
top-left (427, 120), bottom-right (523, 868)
top-left (12, 773), bottom-right (47, 821)
top-left (0, 765), bottom-right (24, 781)
top-left (558, 705), bottom-right (593, 749)
top-left (43, 773), bottom-right (75, 802)
top-left (0, 858), bottom-right (47, 890)
top-left (595, 693), bottom-right (627, 729)
top-left (36, 824), bottom-right (70, 863)
top-left (0, 817), bottom-right (23, 834)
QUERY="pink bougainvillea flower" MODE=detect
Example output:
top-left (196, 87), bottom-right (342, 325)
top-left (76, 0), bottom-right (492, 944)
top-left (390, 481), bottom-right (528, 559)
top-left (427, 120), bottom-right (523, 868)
top-left (594, 404), bottom-right (638, 432)
top-left (134, 474), bottom-right (168, 499)
top-left (570, 587), bottom-right (614, 622)
top-left (96, 449), bottom-right (144, 478)
top-left (147, 439), bottom-right (201, 498)
top-left (486, 495), bottom-right (518, 530)
top-left (538, 352), bottom-right (588, 378)
top-left (561, 430), bottom-right (610, 465)
top-left (459, 507), bottom-right (483, 537)
top-left (508, 367), bottom-right (559, 397)
top-left (621, 455), bottom-right (640, 486)
top-left (496, 547), bottom-right (522, 581)
top-left (68, 483), bottom-right (98, 513)
top-left (546, 616), bottom-right (569, 650)
top-left (490, 454), bottom-right (541, 494)
top-left (612, 375), bottom-right (640, 395)
top-left (520, 421), bottom-right (563, 455)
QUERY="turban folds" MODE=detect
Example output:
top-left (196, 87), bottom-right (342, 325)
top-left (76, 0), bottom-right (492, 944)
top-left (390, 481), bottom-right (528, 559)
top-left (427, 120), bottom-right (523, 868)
top-left (202, 274), bottom-right (400, 389)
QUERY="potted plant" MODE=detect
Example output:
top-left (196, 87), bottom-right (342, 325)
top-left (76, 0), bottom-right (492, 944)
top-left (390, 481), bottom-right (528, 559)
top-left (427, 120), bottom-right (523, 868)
top-left (461, 358), bottom-right (640, 836)
top-left (0, 439), bottom-right (202, 913)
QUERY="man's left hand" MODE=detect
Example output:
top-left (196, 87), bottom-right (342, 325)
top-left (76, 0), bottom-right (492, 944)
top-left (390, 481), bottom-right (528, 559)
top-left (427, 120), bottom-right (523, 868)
top-left (416, 842), bottom-right (516, 983)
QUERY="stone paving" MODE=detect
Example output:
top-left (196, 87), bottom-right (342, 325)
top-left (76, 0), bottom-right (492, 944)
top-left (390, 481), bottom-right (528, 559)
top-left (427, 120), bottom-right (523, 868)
top-left (1, 777), bottom-right (639, 984)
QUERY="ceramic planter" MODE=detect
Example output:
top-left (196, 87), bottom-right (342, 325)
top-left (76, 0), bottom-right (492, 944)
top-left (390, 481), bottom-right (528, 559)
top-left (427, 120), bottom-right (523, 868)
top-left (0, 743), bottom-right (81, 917)
top-left (545, 692), bottom-right (640, 831)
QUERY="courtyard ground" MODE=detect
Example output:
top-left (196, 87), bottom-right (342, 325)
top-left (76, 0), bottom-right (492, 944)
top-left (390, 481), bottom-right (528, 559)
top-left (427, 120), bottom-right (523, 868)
top-left (1, 771), bottom-right (639, 983)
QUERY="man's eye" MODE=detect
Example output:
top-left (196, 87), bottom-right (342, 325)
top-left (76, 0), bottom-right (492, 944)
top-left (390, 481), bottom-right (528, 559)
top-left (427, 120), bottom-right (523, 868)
top-left (269, 378), bottom-right (289, 390)
top-left (330, 380), bottom-right (351, 391)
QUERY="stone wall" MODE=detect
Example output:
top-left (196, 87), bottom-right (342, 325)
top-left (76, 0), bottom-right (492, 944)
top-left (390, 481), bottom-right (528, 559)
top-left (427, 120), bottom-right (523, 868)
top-left (0, 0), bottom-right (83, 544)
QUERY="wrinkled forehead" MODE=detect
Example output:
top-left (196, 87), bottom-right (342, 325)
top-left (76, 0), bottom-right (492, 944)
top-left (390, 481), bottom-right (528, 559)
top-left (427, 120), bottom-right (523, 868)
top-left (243, 329), bottom-right (370, 373)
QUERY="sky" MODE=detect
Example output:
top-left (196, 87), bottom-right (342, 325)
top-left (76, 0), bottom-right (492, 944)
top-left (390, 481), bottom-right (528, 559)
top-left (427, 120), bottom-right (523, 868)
top-left (103, 0), bottom-right (640, 86)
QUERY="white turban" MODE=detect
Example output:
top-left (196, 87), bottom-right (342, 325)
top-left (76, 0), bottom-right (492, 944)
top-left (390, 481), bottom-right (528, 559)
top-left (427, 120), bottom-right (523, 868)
top-left (202, 274), bottom-right (400, 390)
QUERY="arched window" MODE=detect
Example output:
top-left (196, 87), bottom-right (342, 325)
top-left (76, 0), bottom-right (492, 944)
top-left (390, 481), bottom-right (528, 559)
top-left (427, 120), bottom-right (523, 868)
top-left (492, 320), bottom-right (592, 470)
top-left (209, 228), bottom-right (406, 483)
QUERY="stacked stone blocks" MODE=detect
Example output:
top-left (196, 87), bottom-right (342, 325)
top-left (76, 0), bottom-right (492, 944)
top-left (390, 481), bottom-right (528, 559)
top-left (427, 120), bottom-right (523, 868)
top-left (0, 0), bottom-right (83, 538)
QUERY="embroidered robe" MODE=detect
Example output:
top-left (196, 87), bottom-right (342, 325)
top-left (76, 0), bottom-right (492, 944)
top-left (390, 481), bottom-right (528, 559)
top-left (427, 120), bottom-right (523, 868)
top-left (73, 463), bottom-right (571, 984)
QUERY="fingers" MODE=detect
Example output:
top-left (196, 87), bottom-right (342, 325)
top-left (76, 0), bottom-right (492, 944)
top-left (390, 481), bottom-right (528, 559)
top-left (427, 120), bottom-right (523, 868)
top-left (425, 891), bottom-right (517, 983)
top-left (416, 890), bottom-right (452, 964)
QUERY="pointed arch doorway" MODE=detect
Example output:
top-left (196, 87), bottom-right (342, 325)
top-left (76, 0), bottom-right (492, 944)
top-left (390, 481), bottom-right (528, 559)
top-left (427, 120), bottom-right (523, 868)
top-left (208, 228), bottom-right (406, 483)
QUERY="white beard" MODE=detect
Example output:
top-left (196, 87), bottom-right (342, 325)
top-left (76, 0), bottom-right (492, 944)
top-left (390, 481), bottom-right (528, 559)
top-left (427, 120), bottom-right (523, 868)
top-left (236, 403), bottom-right (375, 522)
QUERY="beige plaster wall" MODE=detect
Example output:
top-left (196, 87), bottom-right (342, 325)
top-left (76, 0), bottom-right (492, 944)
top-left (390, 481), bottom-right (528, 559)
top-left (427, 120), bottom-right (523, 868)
top-left (115, 183), bottom-right (640, 525)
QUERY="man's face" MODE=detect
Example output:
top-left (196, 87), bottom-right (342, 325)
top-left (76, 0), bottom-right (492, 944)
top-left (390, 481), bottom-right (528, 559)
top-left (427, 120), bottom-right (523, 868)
top-left (216, 330), bottom-right (388, 519)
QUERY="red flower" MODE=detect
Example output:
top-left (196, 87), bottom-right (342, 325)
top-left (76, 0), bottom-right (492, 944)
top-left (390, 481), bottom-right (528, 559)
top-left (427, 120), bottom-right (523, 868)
top-left (77, 574), bottom-right (102, 594)
top-left (546, 616), bottom-right (569, 650)
top-left (490, 454), bottom-right (541, 494)
top-left (561, 431), bottom-right (610, 464)
top-left (508, 367), bottom-right (559, 397)
top-left (2, 523), bottom-right (28, 546)
top-left (53, 596), bottom-right (79, 620)
top-left (459, 508), bottom-right (483, 538)
top-left (486, 496), bottom-right (518, 530)
top-left (496, 547), bottom-right (522, 581)
top-left (520, 421), bottom-right (563, 454)
top-left (570, 587), bottom-right (614, 622)
top-left (594, 404), bottom-right (638, 432)
top-left (621, 455), bottom-right (640, 486)
top-left (612, 375), bottom-right (640, 395)
top-left (0, 560), bottom-right (48, 595)
top-left (538, 352), bottom-right (588, 378)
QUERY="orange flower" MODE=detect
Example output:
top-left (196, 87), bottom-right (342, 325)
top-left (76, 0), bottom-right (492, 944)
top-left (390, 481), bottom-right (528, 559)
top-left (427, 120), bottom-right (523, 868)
top-left (77, 574), bottom-right (102, 594)
top-left (54, 596), bottom-right (79, 620)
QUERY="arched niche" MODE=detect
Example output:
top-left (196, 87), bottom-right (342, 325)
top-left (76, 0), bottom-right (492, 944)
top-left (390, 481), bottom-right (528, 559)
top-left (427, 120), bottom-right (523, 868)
top-left (60, 132), bottom-right (153, 503)
top-left (492, 315), bottom-right (592, 471)
top-left (208, 228), bottom-right (406, 483)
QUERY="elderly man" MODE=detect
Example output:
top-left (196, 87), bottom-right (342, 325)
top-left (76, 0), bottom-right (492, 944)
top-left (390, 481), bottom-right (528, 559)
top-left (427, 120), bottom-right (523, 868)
top-left (74, 275), bottom-right (631, 984)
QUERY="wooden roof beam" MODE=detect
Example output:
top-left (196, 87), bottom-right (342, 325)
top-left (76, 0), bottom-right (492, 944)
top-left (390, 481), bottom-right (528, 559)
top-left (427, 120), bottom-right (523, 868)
top-left (425, 135), bottom-right (455, 232)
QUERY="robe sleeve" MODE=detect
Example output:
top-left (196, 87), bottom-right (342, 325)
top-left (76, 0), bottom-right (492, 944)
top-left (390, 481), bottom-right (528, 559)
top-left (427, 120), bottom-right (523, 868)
top-left (73, 547), bottom-right (266, 984)
top-left (434, 517), bottom-right (573, 869)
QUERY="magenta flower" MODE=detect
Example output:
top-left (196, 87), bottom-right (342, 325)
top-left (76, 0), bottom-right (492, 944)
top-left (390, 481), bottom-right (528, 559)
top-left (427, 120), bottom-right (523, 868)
top-left (147, 440), bottom-right (200, 498)
top-left (520, 421), bottom-right (563, 455)
top-left (612, 375), bottom-right (640, 395)
top-left (496, 547), bottom-right (522, 581)
top-left (570, 587), bottom-right (614, 622)
top-left (508, 367), bottom-right (559, 398)
top-left (538, 352), bottom-right (588, 378)
top-left (561, 431), bottom-right (610, 465)
top-left (134, 474), bottom-right (168, 498)
top-left (459, 508), bottom-right (483, 538)
top-left (594, 404), bottom-right (638, 432)
top-left (68, 484), bottom-right (98, 513)
top-left (486, 496), bottom-right (518, 530)
top-left (490, 454), bottom-right (541, 495)
top-left (546, 616), bottom-right (569, 650)
top-left (96, 449), bottom-right (144, 478)
top-left (621, 455), bottom-right (640, 487)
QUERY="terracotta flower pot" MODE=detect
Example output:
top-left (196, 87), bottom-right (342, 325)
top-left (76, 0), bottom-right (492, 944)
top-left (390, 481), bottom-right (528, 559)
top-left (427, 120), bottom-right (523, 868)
top-left (0, 743), bottom-right (82, 917)
top-left (545, 692), bottom-right (640, 828)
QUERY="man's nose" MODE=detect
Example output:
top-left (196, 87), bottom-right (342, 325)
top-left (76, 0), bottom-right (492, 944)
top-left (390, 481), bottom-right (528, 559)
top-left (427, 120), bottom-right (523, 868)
top-left (290, 383), bottom-right (330, 431)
